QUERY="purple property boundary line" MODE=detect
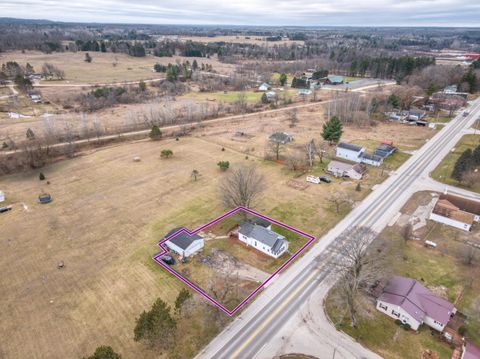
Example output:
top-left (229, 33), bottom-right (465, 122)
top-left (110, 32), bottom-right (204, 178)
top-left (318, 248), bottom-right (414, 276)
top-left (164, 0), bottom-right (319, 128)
top-left (152, 206), bottom-right (316, 316)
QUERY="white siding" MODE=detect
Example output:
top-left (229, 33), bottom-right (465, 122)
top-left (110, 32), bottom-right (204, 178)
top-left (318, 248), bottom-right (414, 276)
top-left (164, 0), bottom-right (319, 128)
top-left (360, 158), bottom-right (382, 167)
top-left (424, 316), bottom-right (446, 332)
top-left (429, 213), bottom-right (472, 231)
top-left (0, 191), bottom-right (4, 203)
top-left (165, 238), bottom-right (204, 257)
top-left (376, 300), bottom-right (422, 330)
top-left (239, 234), bottom-right (288, 258)
top-left (336, 147), bottom-right (363, 163)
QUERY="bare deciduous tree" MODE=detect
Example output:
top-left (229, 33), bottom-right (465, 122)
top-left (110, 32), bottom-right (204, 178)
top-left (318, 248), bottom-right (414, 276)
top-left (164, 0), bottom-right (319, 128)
top-left (328, 191), bottom-right (351, 214)
top-left (219, 165), bottom-right (265, 209)
top-left (305, 140), bottom-right (316, 167)
top-left (333, 226), bottom-right (387, 327)
top-left (459, 244), bottom-right (477, 266)
top-left (401, 223), bottom-right (413, 242)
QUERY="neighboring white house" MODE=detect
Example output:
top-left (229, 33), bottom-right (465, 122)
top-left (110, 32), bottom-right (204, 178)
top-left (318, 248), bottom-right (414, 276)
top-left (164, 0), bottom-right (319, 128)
top-left (269, 132), bottom-right (294, 144)
top-left (336, 142), bottom-right (383, 166)
top-left (0, 191), bottom-right (4, 203)
top-left (376, 276), bottom-right (456, 332)
top-left (259, 83), bottom-right (270, 91)
top-left (164, 227), bottom-right (204, 258)
top-left (336, 142), bottom-right (364, 162)
top-left (238, 221), bottom-right (288, 259)
top-left (326, 160), bottom-right (366, 180)
top-left (429, 194), bottom-right (480, 231)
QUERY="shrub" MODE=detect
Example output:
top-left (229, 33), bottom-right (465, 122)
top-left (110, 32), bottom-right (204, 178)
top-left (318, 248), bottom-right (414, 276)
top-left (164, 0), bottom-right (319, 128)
top-left (149, 125), bottom-right (162, 140)
top-left (395, 319), bottom-right (402, 326)
top-left (160, 149), bottom-right (173, 158)
top-left (39, 172), bottom-right (46, 181)
top-left (458, 325), bottom-right (467, 336)
top-left (217, 161), bottom-right (230, 171)
top-left (83, 346), bottom-right (121, 359)
top-left (403, 323), bottom-right (411, 331)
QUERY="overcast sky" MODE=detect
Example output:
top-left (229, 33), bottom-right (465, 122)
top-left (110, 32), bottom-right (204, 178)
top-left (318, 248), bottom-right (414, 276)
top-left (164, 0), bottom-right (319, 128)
top-left (1, 0), bottom-right (480, 27)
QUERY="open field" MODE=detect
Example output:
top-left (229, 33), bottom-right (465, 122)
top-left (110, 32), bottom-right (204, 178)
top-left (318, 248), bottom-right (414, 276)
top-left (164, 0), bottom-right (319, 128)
top-left (326, 191), bottom-right (480, 359)
top-left (0, 51), bottom-right (235, 84)
top-left (179, 35), bottom-right (304, 47)
top-left (431, 134), bottom-right (480, 193)
top-left (0, 134), bottom-right (362, 359)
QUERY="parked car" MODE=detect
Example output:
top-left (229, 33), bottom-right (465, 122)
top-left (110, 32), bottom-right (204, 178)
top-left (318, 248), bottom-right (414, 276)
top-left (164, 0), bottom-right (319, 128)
top-left (319, 176), bottom-right (332, 183)
top-left (463, 111), bottom-right (470, 117)
top-left (306, 175), bottom-right (321, 184)
top-left (159, 255), bottom-right (176, 265)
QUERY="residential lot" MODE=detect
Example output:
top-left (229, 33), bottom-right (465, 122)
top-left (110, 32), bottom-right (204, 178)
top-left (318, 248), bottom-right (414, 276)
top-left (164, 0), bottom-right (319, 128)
top-left (431, 134), bottom-right (480, 193)
top-left (326, 191), bottom-right (480, 359)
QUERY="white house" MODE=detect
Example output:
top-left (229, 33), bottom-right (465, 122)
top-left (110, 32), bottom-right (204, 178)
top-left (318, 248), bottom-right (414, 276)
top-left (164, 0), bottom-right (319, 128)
top-left (336, 142), bottom-right (383, 167)
top-left (238, 221), bottom-right (288, 259)
top-left (377, 276), bottom-right (456, 332)
top-left (429, 194), bottom-right (480, 231)
top-left (259, 83), bottom-right (270, 91)
top-left (327, 160), bottom-right (366, 180)
top-left (336, 142), bottom-right (364, 162)
top-left (0, 191), bottom-right (4, 203)
top-left (164, 227), bottom-right (204, 258)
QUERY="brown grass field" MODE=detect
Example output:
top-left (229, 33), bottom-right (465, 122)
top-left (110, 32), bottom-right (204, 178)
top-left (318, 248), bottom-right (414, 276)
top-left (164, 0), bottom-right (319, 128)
top-left (0, 133), bottom-right (361, 359)
top-left (179, 35), bottom-right (305, 47)
top-left (0, 51), bottom-right (235, 84)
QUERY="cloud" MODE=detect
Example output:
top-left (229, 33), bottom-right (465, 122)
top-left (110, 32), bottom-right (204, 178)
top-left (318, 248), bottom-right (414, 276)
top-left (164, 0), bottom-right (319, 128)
top-left (0, 0), bottom-right (479, 26)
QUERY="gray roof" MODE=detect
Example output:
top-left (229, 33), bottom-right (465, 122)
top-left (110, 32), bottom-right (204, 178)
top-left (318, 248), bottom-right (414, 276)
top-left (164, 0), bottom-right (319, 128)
top-left (361, 153), bottom-right (383, 162)
top-left (269, 132), bottom-right (293, 144)
top-left (164, 227), bottom-right (203, 250)
top-left (248, 216), bottom-right (271, 228)
top-left (337, 142), bottom-right (363, 153)
top-left (239, 222), bottom-right (286, 255)
top-left (378, 276), bottom-right (455, 325)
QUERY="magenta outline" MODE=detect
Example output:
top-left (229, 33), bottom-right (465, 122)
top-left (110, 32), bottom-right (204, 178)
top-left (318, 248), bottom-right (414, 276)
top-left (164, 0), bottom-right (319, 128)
top-left (152, 206), bottom-right (316, 316)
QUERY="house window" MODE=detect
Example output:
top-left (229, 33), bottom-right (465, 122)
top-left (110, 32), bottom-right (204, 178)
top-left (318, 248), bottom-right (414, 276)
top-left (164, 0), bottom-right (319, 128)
top-left (254, 241), bottom-right (257, 247)
top-left (391, 310), bottom-right (400, 318)
top-left (379, 303), bottom-right (388, 311)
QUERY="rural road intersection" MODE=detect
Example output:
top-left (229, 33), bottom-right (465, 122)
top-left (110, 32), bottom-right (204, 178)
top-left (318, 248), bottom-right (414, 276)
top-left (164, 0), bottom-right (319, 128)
top-left (195, 98), bottom-right (480, 359)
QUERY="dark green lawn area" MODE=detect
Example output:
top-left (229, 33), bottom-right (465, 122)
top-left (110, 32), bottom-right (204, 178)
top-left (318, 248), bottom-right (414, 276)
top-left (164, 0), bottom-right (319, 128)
top-left (325, 193), bottom-right (480, 359)
top-left (431, 134), bottom-right (480, 193)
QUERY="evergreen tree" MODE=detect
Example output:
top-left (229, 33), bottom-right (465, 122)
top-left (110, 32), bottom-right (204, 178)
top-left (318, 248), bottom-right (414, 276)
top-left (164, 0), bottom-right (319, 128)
top-left (217, 161), bottom-right (230, 171)
top-left (261, 92), bottom-right (269, 104)
top-left (149, 125), bottom-right (162, 140)
top-left (160, 149), bottom-right (173, 158)
top-left (322, 116), bottom-right (343, 144)
top-left (426, 81), bottom-right (436, 96)
top-left (26, 128), bottom-right (35, 140)
top-left (472, 144), bottom-right (480, 166)
top-left (387, 94), bottom-right (399, 108)
top-left (279, 73), bottom-right (287, 86)
top-left (452, 149), bottom-right (473, 182)
top-left (462, 69), bottom-right (477, 94)
top-left (85, 53), bottom-right (92, 63)
top-left (134, 298), bottom-right (176, 349)
top-left (192, 59), bottom-right (198, 71)
top-left (139, 80), bottom-right (146, 92)
top-left (174, 288), bottom-right (192, 314)
top-left (83, 346), bottom-right (121, 359)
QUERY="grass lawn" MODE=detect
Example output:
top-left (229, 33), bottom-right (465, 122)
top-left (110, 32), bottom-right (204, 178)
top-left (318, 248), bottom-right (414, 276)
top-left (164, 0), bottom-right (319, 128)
top-left (431, 134), bottom-right (480, 193)
top-left (182, 90), bottom-right (263, 104)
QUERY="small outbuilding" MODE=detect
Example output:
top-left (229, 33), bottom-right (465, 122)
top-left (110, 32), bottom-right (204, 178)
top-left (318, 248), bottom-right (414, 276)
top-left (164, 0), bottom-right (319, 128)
top-left (0, 191), bottom-right (4, 203)
top-left (269, 132), bottom-right (294, 144)
top-left (259, 83), bottom-right (270, 91)
top-left (164, 227), bottom-right (204, 258)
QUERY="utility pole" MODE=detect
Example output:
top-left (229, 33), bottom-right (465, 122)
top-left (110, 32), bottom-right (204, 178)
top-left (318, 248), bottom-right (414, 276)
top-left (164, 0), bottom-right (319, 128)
top-left (332, 347), bottom-right (337, 359)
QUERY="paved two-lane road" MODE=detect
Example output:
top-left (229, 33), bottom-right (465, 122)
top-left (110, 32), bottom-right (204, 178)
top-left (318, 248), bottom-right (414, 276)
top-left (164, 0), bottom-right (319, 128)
top-left (197, 98), bottom-right (480, 359)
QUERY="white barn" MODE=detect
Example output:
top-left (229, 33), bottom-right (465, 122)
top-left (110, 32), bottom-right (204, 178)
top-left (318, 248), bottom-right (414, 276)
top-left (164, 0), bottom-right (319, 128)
top-left (377, 276), bottom-right (456, 332)
top-left (336, 142), bottom-right (364, 163)
top-left (238, 221), bottom-right (288, 259)
top-left (164, 227), bottom-right (204, 258)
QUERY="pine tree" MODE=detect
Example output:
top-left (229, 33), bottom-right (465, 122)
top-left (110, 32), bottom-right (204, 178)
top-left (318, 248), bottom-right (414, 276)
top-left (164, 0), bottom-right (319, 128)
top-left (322, 116), bottom-right (343, 144)
top-left (261, 92), bottom-right (268, 104)
top-left (426, 81), bottom-right (436, 96)
top-left (83, 346), bottom-right (121, 359)
top-left (452, 149), bottom-right (473, 182)
top-left (472, 144), bottom-right (480, 166)
top-left (149, 125), bottom-right (162, 140)
top-left (26, 128), bottom-right (35, 140)
top-left (279, 73), bottom-right (287, 86)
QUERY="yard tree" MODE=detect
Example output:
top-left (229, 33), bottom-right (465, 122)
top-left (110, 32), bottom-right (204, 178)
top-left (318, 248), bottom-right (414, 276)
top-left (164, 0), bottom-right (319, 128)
top-left (83, 346), bottom-right (121, 359)
top-left (473, 144), bottom-right (480, 166)
top-left (217, 161), bottom-right (230, 171)
top-left (387, 94), bottom-right (399, 108)
top-left (462, 170), bottom-right (480, 188)
top-left (328, 190), bottom-right (351, 214)
top-left (451, 149), bottom-right (473, 182)
top-left (149, 125), bottom-right (162, 140)
top-left (26, 128), bottom-right (35, 140)
top-left (279, 73), bottom-right (287, 86)
top-left (426, 81), bottom-right (436, 96)
top-left (139, 80), bottom-right (146, 92)
top-left (267, 140), bottom-right (284, 161)
top-left (160, 149), bottom-right (173, 158)
top-left (191, 169), bottom-right (200, 181)
top-left (322, 116), bottom-right (343, 144)
top-left (85, 53), bottom-right (92, 63)
top-left (174, 288), bottom-right (192, 314)
top-left (39, 172), bottom-right (46, 181)
top-left (219, 165), bottom-right (265, 209)
top-left (134, 298), bottom-right (176, 349)
top-left (401, 223), bottom-right (413, 242)
top-left (261, 92), bottom-right (269, 104)
top-left (333, 226), bottom-right (386, 327)
top-left (192, 59), bottom-right (198, 71)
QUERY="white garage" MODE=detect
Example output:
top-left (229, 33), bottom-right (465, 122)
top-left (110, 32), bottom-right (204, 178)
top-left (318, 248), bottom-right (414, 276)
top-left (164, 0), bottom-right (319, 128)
top-left (164, 227), bottom-right (204, 258)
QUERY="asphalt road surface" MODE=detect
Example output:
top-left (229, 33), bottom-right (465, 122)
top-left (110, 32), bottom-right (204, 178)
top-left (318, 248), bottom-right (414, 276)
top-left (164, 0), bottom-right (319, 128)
top-left (196, 98), bottom-right (480, 359)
